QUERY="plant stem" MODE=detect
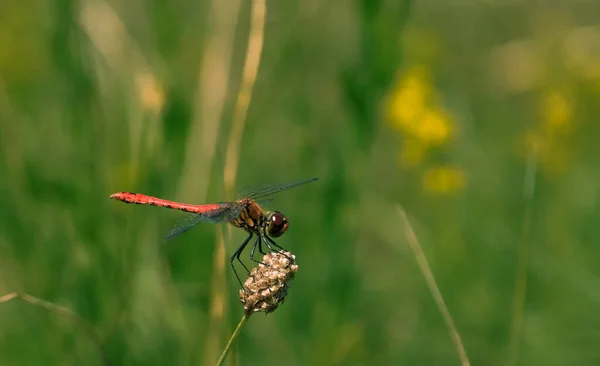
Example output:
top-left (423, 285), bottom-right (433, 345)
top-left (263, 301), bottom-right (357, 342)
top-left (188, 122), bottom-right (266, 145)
top-left (398, 208), bottom-right (470, 366)
top-left (215, 313), bottom-right (251, 366)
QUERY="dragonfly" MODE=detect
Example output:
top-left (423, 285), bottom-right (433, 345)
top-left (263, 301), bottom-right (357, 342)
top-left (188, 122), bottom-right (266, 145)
top-left (109, 177), bottom-right (318, 286)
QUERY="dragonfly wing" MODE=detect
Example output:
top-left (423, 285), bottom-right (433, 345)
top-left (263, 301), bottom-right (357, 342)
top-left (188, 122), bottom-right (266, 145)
top-left (163, 203), bottom-right (245, 241)
top-left (237, 177), bottom-right (319, 200)
top-left (164, 213), bottom-right (206, 241)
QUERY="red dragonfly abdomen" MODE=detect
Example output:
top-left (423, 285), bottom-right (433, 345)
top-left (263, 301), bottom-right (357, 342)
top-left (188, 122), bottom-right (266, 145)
top-left (109, 192), bottom-right (222, 214)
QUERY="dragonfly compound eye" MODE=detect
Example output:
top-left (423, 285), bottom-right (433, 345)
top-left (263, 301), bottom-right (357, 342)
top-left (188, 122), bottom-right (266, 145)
top-left (267, 211), bottom-right (288, 238)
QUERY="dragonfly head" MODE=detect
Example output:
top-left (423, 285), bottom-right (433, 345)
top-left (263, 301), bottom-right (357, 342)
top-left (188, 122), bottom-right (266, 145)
top-left (266, 211), bottom-right (289, 238)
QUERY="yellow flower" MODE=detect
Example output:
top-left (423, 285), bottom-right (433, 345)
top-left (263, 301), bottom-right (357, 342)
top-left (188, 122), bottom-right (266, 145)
top-left (414, 108), bottom-right (453, 146)
top-left (386, 65), bottom-right (457, 172)
top-left (423, 166), bottom-right (466, 195)
top-left (520, 89), bottom-right (575, 177)
top-left (540, 90), bottom-right (572, 132)
top-left (386, 66), bottom-right (431, 130)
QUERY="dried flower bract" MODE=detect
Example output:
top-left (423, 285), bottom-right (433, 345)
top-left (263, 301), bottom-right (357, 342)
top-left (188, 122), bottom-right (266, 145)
top-left (239, 251), bottom-right (298, 314)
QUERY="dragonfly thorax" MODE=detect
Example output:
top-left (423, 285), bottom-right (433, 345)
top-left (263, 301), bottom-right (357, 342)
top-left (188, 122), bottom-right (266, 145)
top-left (229, 198), bottom-right (289, 238)
top-left (229, 199), bottom-right (288, 238)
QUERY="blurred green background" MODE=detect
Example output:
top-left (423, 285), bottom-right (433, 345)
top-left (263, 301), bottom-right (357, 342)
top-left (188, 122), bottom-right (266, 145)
top-left (2, 0), bottom-right (600, 365)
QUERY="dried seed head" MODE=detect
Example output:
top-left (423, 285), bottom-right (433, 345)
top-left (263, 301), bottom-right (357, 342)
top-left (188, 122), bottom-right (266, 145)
top-left (239, 251), bottom-right (298, 314)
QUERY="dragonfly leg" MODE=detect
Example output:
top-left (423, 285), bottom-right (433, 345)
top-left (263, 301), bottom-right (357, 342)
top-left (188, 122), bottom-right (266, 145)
top-left (265, 235), bottom-right (288, 252)
top-left (234, 239), bottom-right (252, 274)
top-left (249, 236), bottom-right (264, 264)
top-left (258, 237), bottom-right (267, 255)
top-left (230, 233), bottom-right (253, 288)
top-left (264, 236), bottom-right (294, 262)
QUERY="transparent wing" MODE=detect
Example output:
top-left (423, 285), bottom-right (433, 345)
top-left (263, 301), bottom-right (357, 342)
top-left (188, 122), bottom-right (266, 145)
top-left (254, 198), bottom-right (274, 207)
top-left (163, 203), bottom-right (245, 241)
top-left (236, 177), bottom-right (319, 200)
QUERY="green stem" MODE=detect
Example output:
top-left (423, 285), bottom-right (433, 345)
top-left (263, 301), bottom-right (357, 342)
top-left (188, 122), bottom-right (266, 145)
top-left (215, 312), bottom-right (251, 366)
